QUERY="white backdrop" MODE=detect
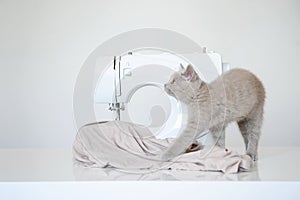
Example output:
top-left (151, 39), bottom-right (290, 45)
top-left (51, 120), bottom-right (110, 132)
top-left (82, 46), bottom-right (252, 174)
top-left (0, 0), bottom-right (299, 148)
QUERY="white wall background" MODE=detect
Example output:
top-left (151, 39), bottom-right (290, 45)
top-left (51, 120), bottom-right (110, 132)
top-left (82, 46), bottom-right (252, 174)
top-left (0, 0), bottom-right (299, 148)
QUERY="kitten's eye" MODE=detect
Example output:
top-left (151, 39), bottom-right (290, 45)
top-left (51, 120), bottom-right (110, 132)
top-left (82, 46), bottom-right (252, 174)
top-left (170, 79), bottom-right (175, 84)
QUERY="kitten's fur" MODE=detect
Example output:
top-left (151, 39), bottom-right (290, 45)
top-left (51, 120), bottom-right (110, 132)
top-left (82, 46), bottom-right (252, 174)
top-left (162, 65), bottom-right (265, 161)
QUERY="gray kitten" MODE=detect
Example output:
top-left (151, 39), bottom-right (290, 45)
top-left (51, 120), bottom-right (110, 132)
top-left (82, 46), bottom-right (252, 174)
top-left (162, 65), bottom-right (265, 161)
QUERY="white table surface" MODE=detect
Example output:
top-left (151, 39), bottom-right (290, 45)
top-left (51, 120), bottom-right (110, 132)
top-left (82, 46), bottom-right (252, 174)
top-left (0, 147), bottom-right (300, 181)
top-left (1, 147), bottom-right (299, 200)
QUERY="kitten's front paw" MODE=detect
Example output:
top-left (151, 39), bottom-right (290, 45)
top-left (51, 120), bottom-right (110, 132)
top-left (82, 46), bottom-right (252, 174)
top-left (160, 151), bottom-right (176, 161)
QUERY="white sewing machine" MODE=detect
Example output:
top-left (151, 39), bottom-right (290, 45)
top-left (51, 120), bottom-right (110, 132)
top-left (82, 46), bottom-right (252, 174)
top-left (94, 48), bottom-right (229, 143)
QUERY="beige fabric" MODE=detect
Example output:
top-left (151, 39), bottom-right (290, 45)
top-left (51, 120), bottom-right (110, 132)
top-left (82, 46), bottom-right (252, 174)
top-left (73, 121), bottom-right (252, 173)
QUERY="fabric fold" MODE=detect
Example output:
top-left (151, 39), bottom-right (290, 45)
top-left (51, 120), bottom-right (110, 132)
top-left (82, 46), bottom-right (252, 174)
top-left (73, 121), bottom-right (252, 173)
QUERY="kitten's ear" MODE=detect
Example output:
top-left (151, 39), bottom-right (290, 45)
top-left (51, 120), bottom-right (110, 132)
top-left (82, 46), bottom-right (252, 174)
top-left (182, 64), bottom-right (199, 81)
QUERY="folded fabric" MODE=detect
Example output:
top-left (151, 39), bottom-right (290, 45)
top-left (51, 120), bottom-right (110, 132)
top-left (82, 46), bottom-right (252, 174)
top-left (73, 121), bottom-right (252, 173)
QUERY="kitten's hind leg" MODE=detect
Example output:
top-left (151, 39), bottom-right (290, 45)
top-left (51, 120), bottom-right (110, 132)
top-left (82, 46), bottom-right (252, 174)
top-left (237, 119), bottom-right (249, 151)
top-left (238, 107), bottom-right (263, 161)
top-left (210, 125), bottom-right (226, 148)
